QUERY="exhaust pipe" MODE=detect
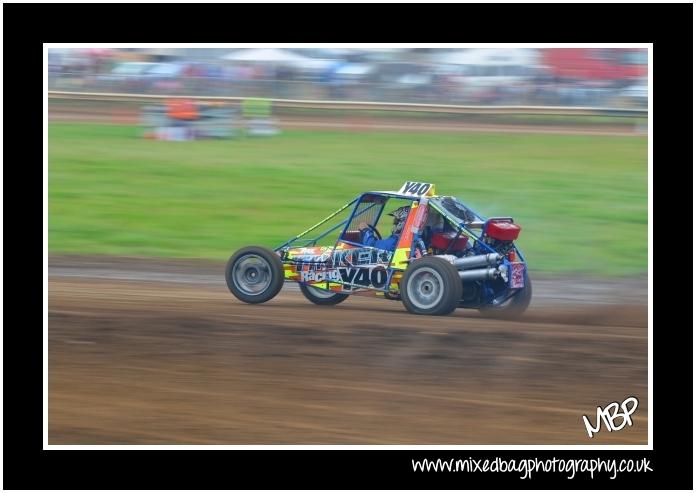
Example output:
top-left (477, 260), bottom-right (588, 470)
top-left (453, 253), bottom-right (502, 271)
top-left (458, 267), bottom-right (501, 282)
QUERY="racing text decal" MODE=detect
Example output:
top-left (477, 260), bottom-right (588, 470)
top-left (300, 266), bottom-right (388, 290)
top-left (292, 247), bottom-right (392, 270)
top-left (288, 246), bottom-right (393, 291)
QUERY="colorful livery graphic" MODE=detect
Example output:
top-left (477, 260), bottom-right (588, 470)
top-left (225, 182), bottom-right (531, 317)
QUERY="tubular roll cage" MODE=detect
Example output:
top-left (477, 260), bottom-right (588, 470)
top-left (274, 192), bottom-right (525, 293)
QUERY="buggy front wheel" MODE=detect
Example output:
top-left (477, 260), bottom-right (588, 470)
top-left (225, 246), bottom-right (284, 304)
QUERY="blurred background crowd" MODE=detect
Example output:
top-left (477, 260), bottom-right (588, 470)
top-left (48, 47), bottom-right (648, 108)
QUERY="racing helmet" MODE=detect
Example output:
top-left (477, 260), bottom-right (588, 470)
top-left (388, 205), bottom-right (410, 235)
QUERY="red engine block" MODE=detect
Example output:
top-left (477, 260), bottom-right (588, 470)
top-left (485, 220), bottom-right (521, 241)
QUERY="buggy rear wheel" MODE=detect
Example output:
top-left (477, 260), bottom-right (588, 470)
top-left (401, 257), bottom-right (462, 315)
top-left (299, 283), bottom-right (349, 306)
top-left (479, 272), bottom-right (532, 319)
top-left (225, 246), bottom-right (284, 304)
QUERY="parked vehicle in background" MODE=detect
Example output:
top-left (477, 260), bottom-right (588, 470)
top-left (436, 49), bottom-right (542, 104)
top-left (368, 62), bottom-right (435, 102)
top-left (144, 62), bottom-right (187, 92)
top-left (96, 61), bottom-right (157, 91)
top-left (614, 79), bottom-right (648, 108)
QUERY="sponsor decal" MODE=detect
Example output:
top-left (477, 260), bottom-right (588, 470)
top-left (510, 262), bottom-right (525, 288)
top-left (338, 266), bottom-right (388, 289)
top-left (288, 246), bottom-right (393, 291)
top-left (292, 247), bottom-right (392, 271)
top-left (300, 269), bottom-right (342, 283)
top-left (412, 202), bottom-right (428, 232)
top-left (302, 265), bottom-right (388, 291)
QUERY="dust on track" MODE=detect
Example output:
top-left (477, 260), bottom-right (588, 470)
top-left (48, 256), bottom-right (648, 445)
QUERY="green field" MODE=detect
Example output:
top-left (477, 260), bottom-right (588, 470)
top-left (48, 123), bottom-right (648, 275)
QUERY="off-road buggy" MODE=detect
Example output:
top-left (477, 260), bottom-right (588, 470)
top-left (226, 181), bottom-right (530, 317)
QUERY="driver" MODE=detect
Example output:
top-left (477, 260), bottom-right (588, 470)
top-left (358, 205), bottom-right (410, 251)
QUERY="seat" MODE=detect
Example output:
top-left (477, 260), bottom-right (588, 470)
top-left (430, 231), bottom-right (468, 251)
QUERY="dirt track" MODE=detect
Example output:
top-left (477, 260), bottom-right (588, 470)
top-left (48, 257), bottom-right (648, 445)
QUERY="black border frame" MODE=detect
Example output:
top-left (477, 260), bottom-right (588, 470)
top-left (4, 2), bottom-right (693, 489)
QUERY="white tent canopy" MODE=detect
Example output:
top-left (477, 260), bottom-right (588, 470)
top-left (434, 48), bottom-right (539, 66)
top-left (334, 63), bottom-right (375, 76)
top-left (221, 48), bottom-right (312, 65)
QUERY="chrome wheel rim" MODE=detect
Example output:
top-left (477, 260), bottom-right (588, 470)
top-left (232, 254), bottom-right (272, 296)
top-left (407, 267), bottom-right (444, 310)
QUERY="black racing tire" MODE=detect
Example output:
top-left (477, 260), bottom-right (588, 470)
top-left (479, 272), bottom-right (532, 320)
top-left (299, 283), bottom-right (349, 306)
top-left (401, 257), bottom-right (462, 315)
top-left (225, 246), bottom-right (284, 304)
